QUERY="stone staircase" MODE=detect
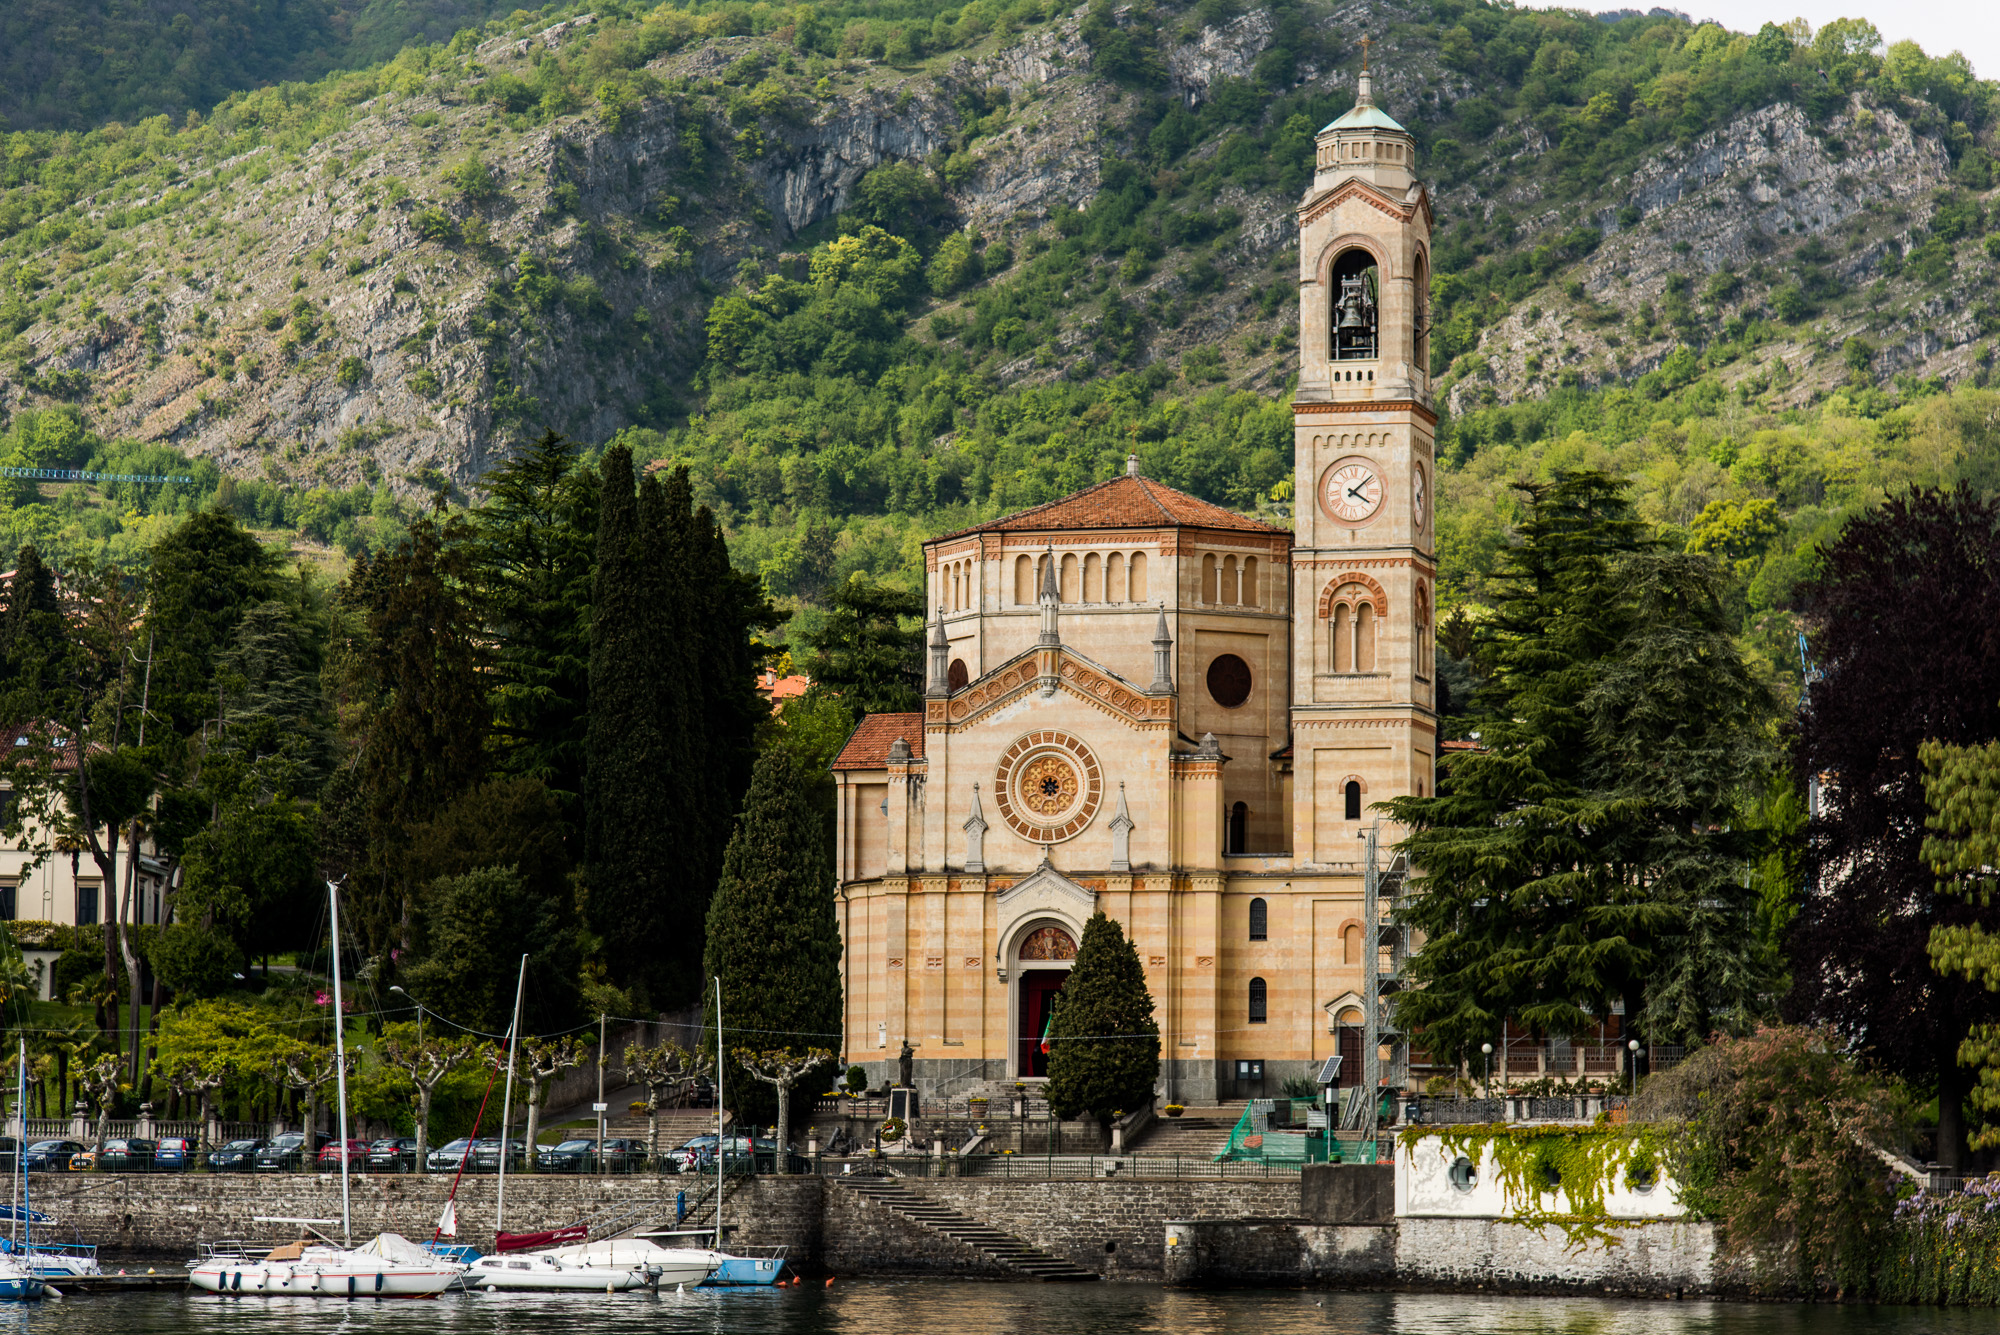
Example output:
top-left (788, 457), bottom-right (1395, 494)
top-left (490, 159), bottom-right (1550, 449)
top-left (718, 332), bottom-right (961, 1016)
top-left (837, 1178), bottom-right (1098, 1281)
top-left (1126, 1106), bottom-right (1238, 1157)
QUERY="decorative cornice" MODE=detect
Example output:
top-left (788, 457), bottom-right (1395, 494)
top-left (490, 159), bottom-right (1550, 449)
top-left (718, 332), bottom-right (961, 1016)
top-left (1298, 179), bottom-right (1414, 229)
top-left (1294, 399), bottom-right (1440, 426)
top-left (1295, 556), bottom-right (1436, 576)
top-left (1293, 715), bottom-right (1433, 730)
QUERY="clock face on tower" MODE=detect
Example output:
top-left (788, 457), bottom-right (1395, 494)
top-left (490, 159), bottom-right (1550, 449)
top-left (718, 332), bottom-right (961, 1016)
top-left (1413, 464), bottom-right (1428, 528)
top-left (1320, 457), bottom-right (1385, 525)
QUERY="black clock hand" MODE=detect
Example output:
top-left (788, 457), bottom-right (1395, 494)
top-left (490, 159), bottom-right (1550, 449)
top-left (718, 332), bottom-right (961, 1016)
top-left (1346, 483), bottom-right (1370, 501)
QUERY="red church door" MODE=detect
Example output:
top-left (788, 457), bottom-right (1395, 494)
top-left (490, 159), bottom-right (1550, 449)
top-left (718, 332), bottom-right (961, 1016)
top-left (1018, 970), bottom-right (1067, 1077)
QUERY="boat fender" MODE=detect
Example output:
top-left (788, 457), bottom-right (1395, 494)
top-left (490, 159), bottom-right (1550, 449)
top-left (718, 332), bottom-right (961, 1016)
top-left (606, 1282), bottom-right (614, 1294)
top-left (348, 1274), bottom-right (356, 1296)
top-left (376, 1271), bottom-right (385, 1292)
top-left (231, 1272), bottom-right (241, 1291)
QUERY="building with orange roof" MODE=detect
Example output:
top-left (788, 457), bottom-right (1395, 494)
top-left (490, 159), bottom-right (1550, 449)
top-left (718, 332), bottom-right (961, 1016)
top-left (832, 67), bottom-right (1436, 1103)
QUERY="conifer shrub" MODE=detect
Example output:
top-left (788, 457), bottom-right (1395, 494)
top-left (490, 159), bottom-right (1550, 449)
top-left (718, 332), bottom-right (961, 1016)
top-left (1045, 911), bottom-right (1160, 1128)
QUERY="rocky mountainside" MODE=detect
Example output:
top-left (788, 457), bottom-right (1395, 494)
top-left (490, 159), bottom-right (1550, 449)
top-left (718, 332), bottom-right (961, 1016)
top-left (2, 0), bottom-right (1995, 500)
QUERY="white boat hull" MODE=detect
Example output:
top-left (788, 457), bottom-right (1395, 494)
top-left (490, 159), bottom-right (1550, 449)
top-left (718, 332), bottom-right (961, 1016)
top-left (465, 1256), bottom-right (650, 1291)
top-left (189, 1260), bottom-right (460, 1297)
top-left (540, 1240), bottom-right (720, 1288)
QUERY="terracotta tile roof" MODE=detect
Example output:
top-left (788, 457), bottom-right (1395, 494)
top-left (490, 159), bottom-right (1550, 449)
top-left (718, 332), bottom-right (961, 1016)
top-left (757, 671), bottom-right (813, 713)
top-left (831, 713), bottom-right (927, 771)
top-left (933, 475), bottom-right (1287, 541)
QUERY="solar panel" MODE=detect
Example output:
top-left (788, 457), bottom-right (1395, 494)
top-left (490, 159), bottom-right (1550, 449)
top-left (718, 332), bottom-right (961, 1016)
top-left (1315, 1055), bottom-right (1343, 1086)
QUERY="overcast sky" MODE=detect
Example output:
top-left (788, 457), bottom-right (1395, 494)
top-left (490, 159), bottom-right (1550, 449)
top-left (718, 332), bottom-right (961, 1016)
top-left (1665, 1), bottom-right (1999, 80)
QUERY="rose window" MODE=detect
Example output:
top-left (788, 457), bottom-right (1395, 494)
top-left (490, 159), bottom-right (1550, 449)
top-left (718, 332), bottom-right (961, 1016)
top-left (993, 732), bottom-right (1104, 843)
top-left (1020, 757), bottom-right (1079, 817)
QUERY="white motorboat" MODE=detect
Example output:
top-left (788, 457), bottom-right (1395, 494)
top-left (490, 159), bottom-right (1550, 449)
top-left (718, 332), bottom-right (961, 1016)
top-left (188, 1232), bottom-right (464, 1297)
top-left (463, 1250), bottom-right (650, 1292)
top-left (541, 1237), bottom-right (722, 1287)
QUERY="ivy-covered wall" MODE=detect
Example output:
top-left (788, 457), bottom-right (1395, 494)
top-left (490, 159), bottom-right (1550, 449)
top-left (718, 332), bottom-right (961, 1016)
top-left (1399, 1125), bottom-right (1686, 1244)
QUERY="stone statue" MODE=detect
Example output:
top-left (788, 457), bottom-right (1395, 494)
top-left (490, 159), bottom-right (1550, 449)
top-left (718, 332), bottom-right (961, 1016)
top-left (898, 1038), bottom-right (914, 1089)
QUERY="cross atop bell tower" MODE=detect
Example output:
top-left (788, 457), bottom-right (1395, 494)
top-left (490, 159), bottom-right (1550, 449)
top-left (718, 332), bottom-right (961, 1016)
top-left (1285, 57), bottom-right (1439, 862)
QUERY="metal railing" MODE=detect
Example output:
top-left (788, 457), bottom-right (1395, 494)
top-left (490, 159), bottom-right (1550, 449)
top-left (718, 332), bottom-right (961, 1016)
top-left (819, 1153), bottom-right (1309, 1180)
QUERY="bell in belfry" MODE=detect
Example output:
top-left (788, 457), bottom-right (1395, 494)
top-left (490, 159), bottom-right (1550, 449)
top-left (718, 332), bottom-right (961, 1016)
top-left (1336, 276), bottom-right (1370, 330)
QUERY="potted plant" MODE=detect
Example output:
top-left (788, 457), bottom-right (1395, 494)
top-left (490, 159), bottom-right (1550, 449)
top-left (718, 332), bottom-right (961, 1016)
top-left (1164, 1103), bottom-right (1185, 1118)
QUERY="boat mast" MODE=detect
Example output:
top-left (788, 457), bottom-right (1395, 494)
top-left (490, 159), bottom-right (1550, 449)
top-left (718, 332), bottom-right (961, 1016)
top-left (714, 976), bottom-right (723, 1252)
top-left (16, 1040), bottom-right (27, 1261)
top-left (328, 881), bottom-right (352, 1246)
top-left (495, 954), bottom-right (527, 1232)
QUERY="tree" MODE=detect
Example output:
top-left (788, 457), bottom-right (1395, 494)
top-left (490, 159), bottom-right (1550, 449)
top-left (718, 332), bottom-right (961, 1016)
top-left (471, 430), bottom-right (599, 832)
top-left (1045, 912), bottom-right (1159, 1127)
top-left (401, 866), bottom-right (578, 1037)
top-left (1921, 730), bottom-right (2000, 1148)
top-left (274, 1043), bottom-right (352, 1139)
top-left (1787, 486), bottom-right (2000, 1170)
top-left (733, 1046), bottom-right (834, 1164)
top-left (334, 509), bottom-right (489, 962)
top-left (518, 1035), bottom-right (587, 1172)
top-left (704, 747), bottom-right (842, 1128)
top-left (799, 572), bottom-right (923, 718)
top-left (1651, 1027), bottom-right (1896, 1297)
top-left (78, 1053), bottom-right (124, 1154)
top-left (152, 999), bottom-right (287, 1143)
top-left (582, 446), bottom-right (685, 1005)
top-left (145, 923), bottom-right (244, 998)
top-left (379, 1027), bottom-right (481, 1171)
top-left (142, 507), bottom-right (277, 737)
top-left (623, 1040), bottom-right (712, 1162)
top-left (1386, 472), bottom-right (1653, 1063)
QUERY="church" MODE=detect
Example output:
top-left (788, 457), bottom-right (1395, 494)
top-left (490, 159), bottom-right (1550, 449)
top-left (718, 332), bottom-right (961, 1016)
top-left (831, 63), bottom-right (1436, 1104)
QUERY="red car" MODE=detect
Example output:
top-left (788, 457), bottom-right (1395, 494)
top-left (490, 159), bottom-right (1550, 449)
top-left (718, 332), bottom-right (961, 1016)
top-left (315, 1139), bottom-right (371, 1169)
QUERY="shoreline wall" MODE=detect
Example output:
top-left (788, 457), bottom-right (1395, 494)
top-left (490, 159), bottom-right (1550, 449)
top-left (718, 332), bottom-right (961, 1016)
top-left (42, 1166), bottom-right (1718, 1297)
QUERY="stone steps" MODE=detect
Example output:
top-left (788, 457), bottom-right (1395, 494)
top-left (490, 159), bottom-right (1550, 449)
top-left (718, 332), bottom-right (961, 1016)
top-left (1126, 1108), bottom-right (1237, 1157)
top-left (837, 1179), bottom-right (1098, 1281)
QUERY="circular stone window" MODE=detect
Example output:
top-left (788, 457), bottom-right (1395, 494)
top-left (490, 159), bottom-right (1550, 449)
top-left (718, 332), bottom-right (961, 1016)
top-left (1206, 653), bottom-right (1252, 708)
top-left (994, 731), bottom-right (1104, 843)
top-left (1448, 1156), bottom-right (1477, 1192)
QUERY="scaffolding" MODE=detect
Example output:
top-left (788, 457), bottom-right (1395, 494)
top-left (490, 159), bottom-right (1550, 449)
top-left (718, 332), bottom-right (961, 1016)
top-left (1356, 822), bottom-right (1410, 1152)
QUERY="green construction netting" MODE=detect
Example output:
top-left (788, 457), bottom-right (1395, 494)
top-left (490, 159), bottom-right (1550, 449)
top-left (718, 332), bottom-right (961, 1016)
top-left (1216, 1099), bottom-right (1379, 1164)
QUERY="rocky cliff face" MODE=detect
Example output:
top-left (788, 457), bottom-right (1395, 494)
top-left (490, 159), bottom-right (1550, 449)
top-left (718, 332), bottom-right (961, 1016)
top-left (3, 1), bottom-right (1991, 492)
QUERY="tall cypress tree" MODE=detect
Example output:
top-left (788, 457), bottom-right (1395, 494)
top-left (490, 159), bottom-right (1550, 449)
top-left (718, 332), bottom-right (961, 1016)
top-left (471, 430), bottom-right (599, 837)
top-left (583, 447), bottom-right (679, 1004)
top-left (703, 746), bottom-right (841, 1128)
top-left (1045, 912), bottom-right (1160, 1127)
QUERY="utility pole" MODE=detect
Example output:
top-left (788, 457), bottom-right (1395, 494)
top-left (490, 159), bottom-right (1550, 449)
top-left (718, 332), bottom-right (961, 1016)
top-left (1359, 823), bottom-right (1410, 1158)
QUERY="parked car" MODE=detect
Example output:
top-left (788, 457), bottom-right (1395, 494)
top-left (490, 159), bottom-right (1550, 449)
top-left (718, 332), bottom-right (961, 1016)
top-left (316, 1139), bottom-right (371, 1169)
top-left (537, 1137), bottom-right (649, 1174)
top-left (153, 1136), bottom-right (199, 1171)
top-left (425, 1138), bottom-right (475, 1173)
top-left (66, 1147), bottom-right (96, 1172)
top-left (96, 1138), bottom-right (159, 1172)
top-left (23, 1140), bottom-right (84, 1172)
top-left (206, 1138), bottom-right (267, 1172)
top-left (254, 1132), bottom-right (331, 1171)
top-left (470, 1138), bottom-right (527, 1173)
top-left (674, 1134), bottom-right (808, 1174)
top-left (365, 1138), bottom-right (420, 1173)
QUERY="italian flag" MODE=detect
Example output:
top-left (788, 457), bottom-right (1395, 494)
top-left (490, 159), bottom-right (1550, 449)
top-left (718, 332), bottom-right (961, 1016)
top-left (1040, 1013), bottom-right (1053, 1055)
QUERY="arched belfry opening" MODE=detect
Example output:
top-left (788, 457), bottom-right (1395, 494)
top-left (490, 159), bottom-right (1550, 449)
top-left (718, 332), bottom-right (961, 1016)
top-left (1331, 248), bottom-right (1379, 361)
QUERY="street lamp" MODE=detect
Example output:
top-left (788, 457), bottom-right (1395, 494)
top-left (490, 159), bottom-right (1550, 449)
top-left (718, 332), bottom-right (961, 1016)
top-left (391, 985), bottom-right (423, 1045)
top-left (1480, 1043), bottom-right (1493, 1101)
top-left (1627, 1038), bottom-right (1640, 1099)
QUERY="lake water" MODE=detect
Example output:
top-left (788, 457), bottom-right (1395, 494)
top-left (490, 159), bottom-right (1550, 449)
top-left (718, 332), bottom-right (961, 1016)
top-left (4, 1284), bottom-right (2000, 1334)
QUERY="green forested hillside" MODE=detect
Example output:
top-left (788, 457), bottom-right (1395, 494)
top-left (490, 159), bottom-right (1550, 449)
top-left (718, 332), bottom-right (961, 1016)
top-left (0, 0), bottom-right (1997, 677)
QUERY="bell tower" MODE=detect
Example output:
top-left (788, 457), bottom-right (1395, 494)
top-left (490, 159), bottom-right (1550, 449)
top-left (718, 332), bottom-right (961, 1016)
top-left (1288, 47), bottom-right (1438, 864)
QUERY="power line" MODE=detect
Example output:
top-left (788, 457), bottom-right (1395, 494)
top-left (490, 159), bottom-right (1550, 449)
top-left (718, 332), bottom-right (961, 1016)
top-left (0, 468), bottom-right (198, 486)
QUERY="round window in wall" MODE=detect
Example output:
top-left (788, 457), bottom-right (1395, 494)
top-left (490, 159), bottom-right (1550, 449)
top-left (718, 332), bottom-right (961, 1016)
top-left (1206, 653), bottom-right (1252, 708)
top-left (1448, 1156), bottom-right (1477, 1192)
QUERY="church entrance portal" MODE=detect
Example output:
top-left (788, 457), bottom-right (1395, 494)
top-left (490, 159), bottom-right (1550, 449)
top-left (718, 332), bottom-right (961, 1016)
top-left (1018, 971), bottom-right (1067, 1078)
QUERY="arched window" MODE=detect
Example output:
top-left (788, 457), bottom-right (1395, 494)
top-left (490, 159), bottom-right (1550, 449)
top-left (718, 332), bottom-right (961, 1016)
top-left (1355, 603), bottom-right (1376, 671)
top-left (1243, 556), bottom-right (1259, 608)
top-left (1060, 553), bottom-right (1079, 602)
top-left (1013, 555), bottom-right (1033, 605)
top-left (947, 659), bottom-right (969, 691)
top-left (1222, 555), bottom-right (1239, 605)
top-left (1248, 977), bottom-right (1267, 1024)
top-left (1083, 552), bottom-right (1102, 603)
top-left (1331, 605), bottom-right (1351, 672)
top-left (1342, 923), bottom-right (1362, 964)
top-left (1330, 248), bottom-right (1379, 362)
top-left (1248, 896), bottom-right (1267, 941)
top-left (1129, 553), bottom-right (1148, 602)
top-left (1326, 584), bottom-right (1382, 675)
top-left (1415, 585), bottom-right (1432, 679)
top-left (1344, 780), bottom-right (1362, 821)
top-left (1229, 802), bottom-right (1248, 855)
top-left (1106, 552), bottom-right (1126, 602)
top-left (1201, 554), bottom-right (1218, 603)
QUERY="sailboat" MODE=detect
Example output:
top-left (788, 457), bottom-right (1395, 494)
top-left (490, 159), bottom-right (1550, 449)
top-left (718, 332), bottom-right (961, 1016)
top-left (0, 1044), bottom-right (47, 1301)
top-left (698, 978), bottom-right (788, 1288)
top-left (187, 883), bottom-right (464, 1299)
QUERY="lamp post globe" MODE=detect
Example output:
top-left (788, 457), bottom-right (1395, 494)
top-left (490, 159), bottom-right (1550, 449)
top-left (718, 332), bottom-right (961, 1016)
top-left (1480, 1043), bottom-right (1493, 1100)
top-left (1627, 1038), bottom-right (1640, 1098)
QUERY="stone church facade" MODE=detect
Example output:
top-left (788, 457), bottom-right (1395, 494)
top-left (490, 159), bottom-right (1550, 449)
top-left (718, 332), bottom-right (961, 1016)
top-left (832, 67), bottom-right (1436, 1103)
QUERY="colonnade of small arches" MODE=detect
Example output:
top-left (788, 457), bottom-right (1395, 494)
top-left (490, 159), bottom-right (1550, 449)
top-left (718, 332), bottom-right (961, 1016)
top-left (1010, 551), bottom-right (1151, 605)
top-left (940, 556), bottom-right (977, 612)
top-left (1318, 578), bottom-right (1432, 678)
